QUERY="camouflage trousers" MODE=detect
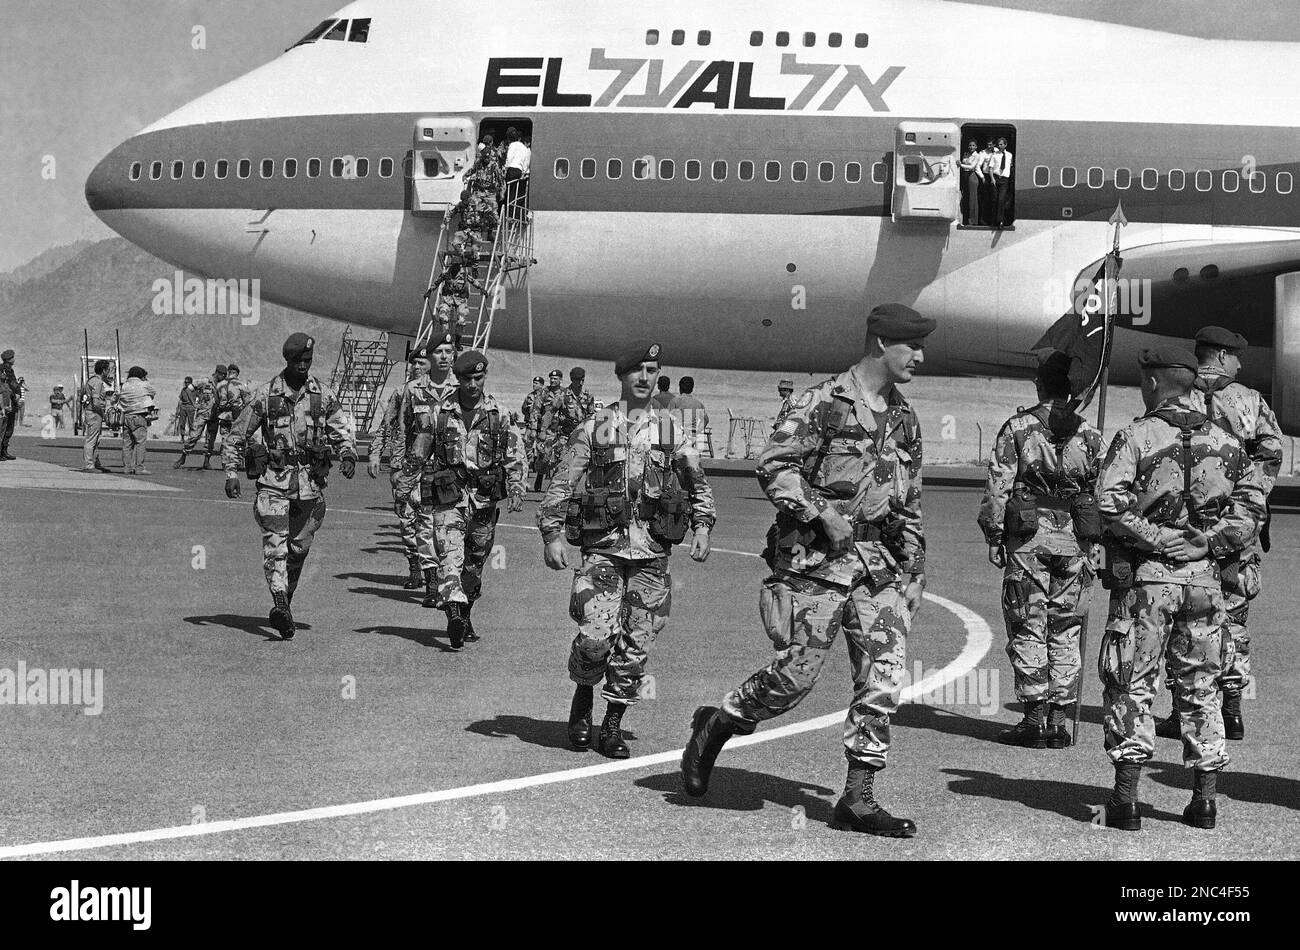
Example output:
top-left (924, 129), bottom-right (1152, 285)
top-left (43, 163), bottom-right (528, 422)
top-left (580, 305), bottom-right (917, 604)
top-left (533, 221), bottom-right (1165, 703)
top-left (253, 490), bottom-right (327, 596)
top-left (1218, 558), bottom-right (1260, 692)
top-left (390, 476), bottom-right (422, 564)
top-left (723, 572), bottom-right (910, 770)
top-left (430, 504), bottom-right (499, 606)
top-left (1001, 551), bottom-right (1093, 705)
top-left (532, 432), bottom-right (564, 476)
top-left (436, 299), bottom-right (470, 333)
top-left (568, 553), bottom-right (671, 705)
top-left (1100, 582), bottom-right (1232, 772)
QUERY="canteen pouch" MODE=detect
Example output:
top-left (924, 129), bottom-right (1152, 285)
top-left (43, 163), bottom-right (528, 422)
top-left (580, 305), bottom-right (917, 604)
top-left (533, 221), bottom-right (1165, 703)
top-left (564, 498), bottom-right (584, 545)
top-left (244, 442), bottom-right (269, 479)
top-left (648, 483), bottom-right (689, 546)
top-left (1100, 544), bottom-right (1135, 591)
top-left (1005, 493), bottom-right (1040, 538)
top-left (1070, 492), bottom-right (1103, 542)
top-left (422, 467), bottom-right (461, 507)
top-left (475, 467), bottom-right (508, 502)
top-left (306, 443), bottom-right (332, 483)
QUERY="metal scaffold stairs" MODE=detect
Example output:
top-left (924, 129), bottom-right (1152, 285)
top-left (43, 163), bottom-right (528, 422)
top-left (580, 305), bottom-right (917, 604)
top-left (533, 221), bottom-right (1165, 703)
top-left (329, 325), bottom-right (396, 435)
top-left (411, 178), bottom-right (535, 358)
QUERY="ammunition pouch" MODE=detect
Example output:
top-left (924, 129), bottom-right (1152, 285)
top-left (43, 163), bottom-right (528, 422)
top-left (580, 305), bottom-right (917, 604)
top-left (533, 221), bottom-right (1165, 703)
top-left (564, 487), bottom-right (629, 545)
top-left (475, 466), bottom-right (508, 503)
top-left (1004, 493), bottom-right (1041, 538)
top-left (646, 483), bottom-right (690, 547)
top-left (1100, 543), bottom-right (1136, 591)
top-left (1217, 552), bottom-right (1241, 590)
top-left (1070, 492), bottom-right (1103, 542)
top-left (421, 467), bottom-right (462, 508)
top-left (564, 499), bottom-right (584, 545)
top-left (434, 426), bottom-right (463, 467)
top-left (305, 443), bottom-right (332, 482)
top-left (244, 443), bottom-right (270, 479)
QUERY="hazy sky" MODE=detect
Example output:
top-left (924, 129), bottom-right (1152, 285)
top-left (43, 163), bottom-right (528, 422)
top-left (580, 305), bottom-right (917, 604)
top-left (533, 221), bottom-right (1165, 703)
top-left (3, 0), bottom-right (1297, 273)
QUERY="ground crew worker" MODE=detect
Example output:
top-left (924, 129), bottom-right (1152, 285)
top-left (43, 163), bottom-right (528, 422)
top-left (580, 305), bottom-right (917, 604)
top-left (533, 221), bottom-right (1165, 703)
top-left (368, 336), bottom-right (457, 588)
top-left (1095, 346), bottom-right (1265, 832)
top-left (389, 334), bottom-right (460, 607)
top-left (680, 303), bottom-right (932, 838)
top-left (540, 340), bottom-right (716, 758)
top-left (0, 349), bottom-right (18, 460)
top-left (175, 364), bottom-right (228, 469)
top-left (81, 359), bottom-right (113, 472)
top-left (521, 375), bottom-right (545, 468)
top-left (978, 351), bottom-right (1104, 748)
top-left (773, 378), bottom-right (796, 429)
top-left (413, 350), bottom-right (527, 649)
top-left (1153, 325), bottom-right (1283, 742)
top-left (115, 366), bottom-right (157, 475)
top-left (221, 333), bottom-right (357, 640)
top-left (530, 369), bottom-right (581, 492)
top-left (49, 385), bottom-right (69, 431)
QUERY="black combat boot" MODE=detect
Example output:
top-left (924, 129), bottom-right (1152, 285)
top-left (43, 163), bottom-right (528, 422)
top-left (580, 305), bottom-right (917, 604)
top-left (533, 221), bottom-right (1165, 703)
top-left (401, 558), bottom-right (422, 590)
top-left (461, 600), bottom-right (479, 642)
top-left (597, 702), bottom-right (630, 759)
top-left (444, 602), bottom-right (466, 650)
top-left (567, 684), bottom-right (594, 750)
top-left (421, 569), bottom-right (439, 608)
top-left (1183, 770), bottom-right (1217, 829)
top-left (172, 452), bottom-right (187, 469)
top-left (1104, 762), bottom-right (1142, 830)
top-left (681, 705), bottom-right (753, 797)
top-left (831, 763), bottom-right (917, 838)
top-left (1155, 705), bottom-right (1181, 739)
top-left (1221, 688), bottom-right (1245, 740)
top-left (997, 699), bottom-right (1048, 748)
top-left (1045, 703), bottom-right (1072, 748)
top-left (269, 590), bottom-right (296, 640)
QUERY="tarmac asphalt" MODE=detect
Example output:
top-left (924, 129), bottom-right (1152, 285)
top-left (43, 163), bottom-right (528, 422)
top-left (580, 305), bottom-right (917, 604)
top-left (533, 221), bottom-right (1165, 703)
top-left (0, 434), bottom-right (1296, 860)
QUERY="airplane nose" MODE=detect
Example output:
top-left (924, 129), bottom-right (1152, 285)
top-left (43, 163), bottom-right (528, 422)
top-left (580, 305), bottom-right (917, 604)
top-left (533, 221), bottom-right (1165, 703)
top-left (85, 139), bottom-right (130, 215)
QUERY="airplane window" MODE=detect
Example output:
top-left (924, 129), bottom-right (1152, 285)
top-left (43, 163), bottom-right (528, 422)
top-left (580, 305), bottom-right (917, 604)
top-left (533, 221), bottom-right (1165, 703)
top-left (193, 160), bottom-right (206, 179)
top-left (260, 159), bottom-right (274, 178)
top-left (580, 158), bottom-right (596, 179)
top-left (1060, 166), bottom-right (1077, 188)
top-left (322, 20), bottom-right (348, 41)
top-left (171, 160), bottom-right (184, 180)
top-left (332, 158), bottom-right (346, 177)
top-left (871, 161), bottom-right (887, 184)
top-left (607, 158), bottom-right (622, 179)
top-left (1222, 170), bottom-right (1239, 192)
top-left (818, 161), bottom-right (834, 182)
top-left (685, 159), bottom-right (701, 180)
top-left (554, 158), bottom-right (569, 179)
top-left (803, 32), bottom-right (816, 47)
top-left (828, 33), bottom-right (843, 47)
top-left (129, 162), bottom-right (141, 181)
top-left (792, 161), bottom-right (808, 182)
top-left (1087, 166), bottom-right (1104, 189)
top-left (698, 30), bottom-right (711, 45)
top-left (1249, 171), bottom-right (1266, 194)
top-left (356, 157), bottom-right (369, 178)
top-left (855, 33), bottom-right (869, 47)
top-left (291, 19), bottom-right (336, 48)
top-left (379, 157), bottom-right (394, 178)
top-left (284, 158), bottom-right (297, 178)
top-left (712, 160), bottom-right (727, 181)
top-left (646, 29), bottom-right (659, 45)
top-left (239, 160), bottom-right (251, 178)
top-left (348, 18), bottom-right (370, 42)
top-left (659, 158), bottom-right (675, 179)
top-left (1278, 172), bottom-right (1293, 194)
top-left (307, 158), bottom-right (321, 178)
top-left (1114, 168), bottom-right (1132, 189)
top-left (671, 30), bottom-right (685, 45)
top-left (421, 156), bottom-right (437, 176)
top-left (216, 160), bottom-right (228, 179)
top-left (845, 162), bottom-right (861, 183)
top-left (1032, 165), bottom-right (1049, 187)
top-left (1195, 170), bottom-right (1212, 191)
top-left (150, 161), bottom-right (162, 180)
top-left (750, 31), bottom-right (763, 46)
top-left (1140, 168), bottom-right (1158, 190)
top-left (765, 160), bottom-right (781, 182)
top-left (739, 160), bottom-right (755, 181)
top-left (1168, 169), bottom-right (1185, 191)
top-left (776, 31), bottom-right (790, 47)
top-left (633, 157), bottom-right (652, 180)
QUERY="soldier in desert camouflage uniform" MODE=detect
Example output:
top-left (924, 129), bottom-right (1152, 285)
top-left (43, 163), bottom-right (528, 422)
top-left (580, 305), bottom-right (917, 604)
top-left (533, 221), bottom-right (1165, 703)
top-left (1152, 325), bottom-right (1283, 742)
top-left (568, 367), bottom-right (597, 421)
top-left (539, 340), bottom-right (716, 759)
top-left (979, 352), bottom-right (1104, 748)
top-left (222, 333), bottom-right (357, 640)
top-left (1095, 346), bottom-right (1265, 832)
top-left (520, 375), bottom-right (545, 469)
top-left (681, 304), bottom-right (933, 838)
top-left (530, 369), bottom-right (582, 491)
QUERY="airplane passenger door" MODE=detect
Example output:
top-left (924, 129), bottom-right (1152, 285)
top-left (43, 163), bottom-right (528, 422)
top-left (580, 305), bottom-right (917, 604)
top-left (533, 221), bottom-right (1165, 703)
top-left (409, 117), bottom-right (474, 214)
top-left (891, 121), bottom-right (960, 224)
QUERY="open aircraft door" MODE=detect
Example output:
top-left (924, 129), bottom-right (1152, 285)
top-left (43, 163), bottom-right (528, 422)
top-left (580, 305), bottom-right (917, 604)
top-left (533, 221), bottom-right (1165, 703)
top-left (409, 117), bottom-right (474, 214)
top-left (891, 121), bottom-right (960, 223)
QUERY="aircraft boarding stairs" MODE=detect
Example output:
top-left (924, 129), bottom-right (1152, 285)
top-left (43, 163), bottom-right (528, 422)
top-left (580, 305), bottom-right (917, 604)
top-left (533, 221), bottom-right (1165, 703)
top-left (328, 325), bottom-right (396, 436)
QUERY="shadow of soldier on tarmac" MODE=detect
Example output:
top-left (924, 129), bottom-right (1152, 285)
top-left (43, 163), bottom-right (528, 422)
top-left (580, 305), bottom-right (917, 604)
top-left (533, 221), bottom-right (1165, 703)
top-left (464, 714), bottom-right (604, 751)
top-left (356, 624), bottom-right (459, 652)
top-left (1142, 760), bottom-right (1300, 811)
top-left (941, 766), bottom-right (1186, 825)
top-left (636, 767), bottom-right (836, 821)
top-left (184, 614), bottom-right (311, 641)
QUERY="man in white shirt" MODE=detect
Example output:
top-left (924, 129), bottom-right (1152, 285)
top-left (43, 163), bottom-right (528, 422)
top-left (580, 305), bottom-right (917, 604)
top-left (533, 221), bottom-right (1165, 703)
top-left (992, 137), bottom-right (1014, 227)
top-left (503, 126), bottom-right (531, 213)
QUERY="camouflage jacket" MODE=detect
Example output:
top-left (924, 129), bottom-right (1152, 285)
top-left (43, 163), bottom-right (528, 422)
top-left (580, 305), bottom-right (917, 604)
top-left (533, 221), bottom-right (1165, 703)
top-left (388, 372), bottom-right (457, 478)
top-left (222, 373), bottom-right (357, 500)
top-left (571, 386), bottom-right (598, 422)
top-left (532, 386), bottom-right (583, 441)
top-left (978, 400), bottom-right (1104, 555)
top-left (367, 389), bottom-right (403, 466)
top-left (538, 401), bottom-right (716, 559)
top-left (774, 395), bottom-right (796, 429)
top-left (464, 159), bottom-right (503, 196)
top-left (405, 391), bottom-right (527, 510)
top-left (1097, 394), bottom-right (1266, 588)
top-left (1190, 369), bottom-right (1283, 496)
top-left (212, 378), bottom-right (252, 420)
top-left (759, 368), bottom-right (925, 587)
top-left (521, 389), bottom-right (544, 428)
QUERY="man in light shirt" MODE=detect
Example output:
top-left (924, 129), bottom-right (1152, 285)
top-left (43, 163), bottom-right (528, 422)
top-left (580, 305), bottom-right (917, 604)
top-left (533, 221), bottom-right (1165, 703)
top-left (503, 126), bottom-right (531, 212)
top-left (991, 137), bottom-right (1014, 228)
top-left (115, 365), bottom-right (157, 475)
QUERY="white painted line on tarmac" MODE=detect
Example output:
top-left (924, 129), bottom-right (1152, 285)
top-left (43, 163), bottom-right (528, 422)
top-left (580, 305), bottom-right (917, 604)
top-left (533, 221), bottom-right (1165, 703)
top-left (0, 585), bottom-right (991, 859)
